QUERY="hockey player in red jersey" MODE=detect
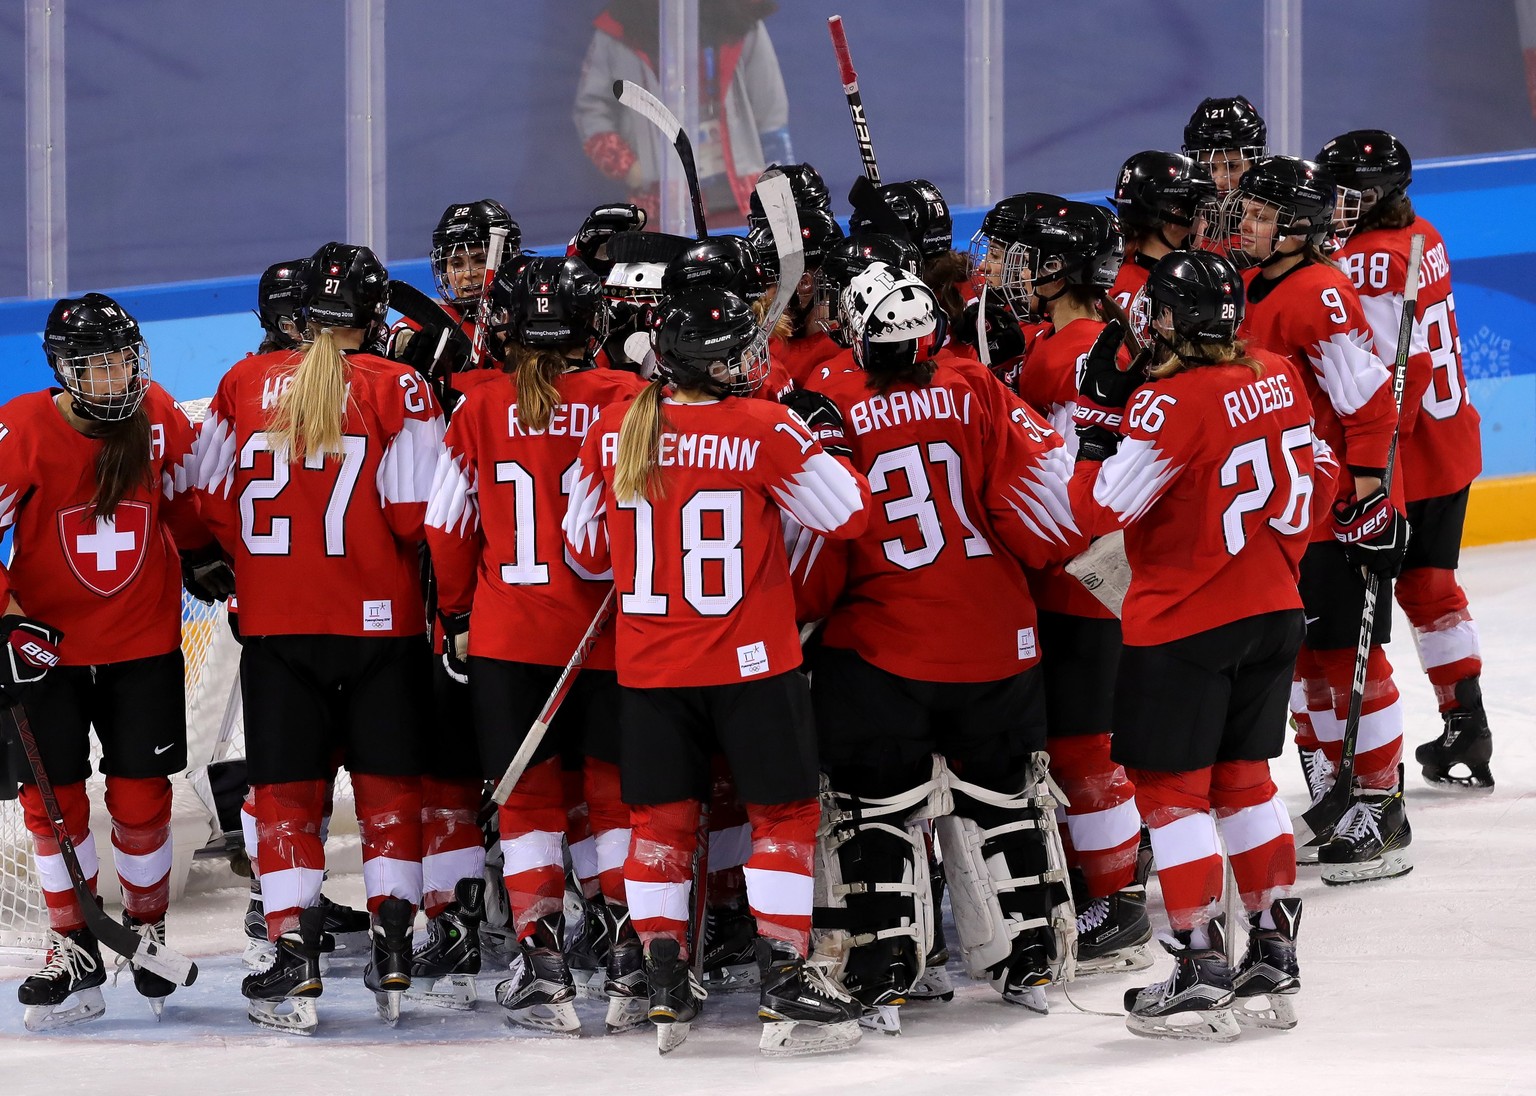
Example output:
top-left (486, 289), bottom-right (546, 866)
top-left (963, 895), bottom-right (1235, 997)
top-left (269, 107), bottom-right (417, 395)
top-left (1209, 156), bottom-right (1413, 883)
top-left (808, 262), bottom-right (1083, 1030)
top-left (427, 256), bottom-right (646, 1032)
top-left (563, 287), bottom-right (870, 1056)
top-left (1182, 95), bottom-right (1267, 195)
top-left (1, 294), bottom-right (228, 1029)
top-left (994, 198), bottom-right (1153, 976)
top-left (191, 243), bottom-right (445, 1033)
top-left (1069, 251), bottom-right (1333, 1041)
top-left (1111, 151), bottom-right (1217, 343)
top-left (1317, 130), bottom-right (1492, 790)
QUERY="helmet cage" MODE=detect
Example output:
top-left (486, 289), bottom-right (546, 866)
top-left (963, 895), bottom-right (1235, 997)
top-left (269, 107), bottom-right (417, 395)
top-left (54, 342), bottom-right (152, 422)
top-left (431, 240), bottom-right (490, 315)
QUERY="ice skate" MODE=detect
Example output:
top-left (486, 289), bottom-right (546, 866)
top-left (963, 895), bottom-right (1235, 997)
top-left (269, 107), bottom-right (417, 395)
top-left (119, 914), bottom-right (176, 1018)
top-left (1124, 920), bottom-right (1239, 1042)
top-left (317, 891), bottom-right (372, 954)
top-left (566, 883), bottom-right (610, 998)
top-left (241, 888), bottom-right (276, 970)
top-left (18, 926), bottom-right (107, 1032)
top-left (242, 906), bottom-right (325, 1036)
top-left (363, 897), bottom-right (413, 1026)
top-left (1234, 897), bottom-right (1302, 1030)
top-left (495, 916), bottom-right (580, 1034)
top-left (1416, 679), bottom-right (1494, 791)
top-left (701, 897), bottom-right (760, 991)
top-left (988, 928), bottom-right (1057, 1015)
top-left (756, 938), bottom-right (863, 1057)
top-left (1296, 747), bottom-right (1336, 865)
top-left (840, 937), bottom-right (914, 1035)
top-left (1075, 885), bottom-right (1153, 975)
top-left (408, 877), bottom-right (484, 1010)
top-left (603, 904), bottom-right (648, 1033)
top-left (1320, 769), bottom-right (1413, 885)
top-left (645, 936), bottom-right (706, 1053)
top-left (907, 869), bottom-right (954, 1003)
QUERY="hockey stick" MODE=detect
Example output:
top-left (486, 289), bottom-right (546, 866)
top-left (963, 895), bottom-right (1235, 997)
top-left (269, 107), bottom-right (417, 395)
top-left (827, 15), bottom-right (881, 185)
top-left (466, 225), bottom-right (512, 373)
top-left (1297, 232), bottom-right (1426, 845)
top-left (490, 588), bottom-right (617, 806)
top-left (753, 172), bottom-right (805, 339)
top-left (689, 800), bottom-right (711, 977)
top-left (613, 80), bottom-right (708, 240)
top-left (3, 705), bottom-right (198, 986)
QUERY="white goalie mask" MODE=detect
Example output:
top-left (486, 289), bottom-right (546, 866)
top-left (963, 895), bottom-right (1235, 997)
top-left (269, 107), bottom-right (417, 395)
top-left (840, 262), bottom-right (945, 373)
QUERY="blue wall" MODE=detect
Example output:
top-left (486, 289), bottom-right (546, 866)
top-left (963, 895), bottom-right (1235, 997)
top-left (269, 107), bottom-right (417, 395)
top-left (1, 152), bottom-right (1532, 476)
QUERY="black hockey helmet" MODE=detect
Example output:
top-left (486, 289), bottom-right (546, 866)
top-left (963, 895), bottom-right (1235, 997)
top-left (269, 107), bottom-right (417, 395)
top-left (42, 292), bottom-right (151, 422)
top-left (992, 199), bottom-right (1124, 320)
top-left (662, 235), bottom-right (769, 302)
top-left (817, 233), bottom-right (924, 346)
top-left (1182, 95), bottom-right (1268, 157)
top-left (1316, 129), bottom-right (1413, 213)
top-left (568, 203), bottom-right (647, 278)
top-left (848, 179), bottom-right (953, 261)
top-left (1146, 249), bottom-right (1246, 346)
top-left (256, 258), bottom-right (310, 349)
top-left (305, 242), bottom-right (390, 333)
top-left (749, 206), bottom-right (845, 276)
top-left (748, 162), bottom-right (834, 227)
top-left (1210, 156), bottom-right (1337, 267)
top-left (651, 288), bottom-right (768, 397)
top-left (1113, 150), bottom-right (1218, 232)
top-left (968, 192), bottom-right (1067, 286)
top-left (491, 255), bottom-right (609, 353)
top-left (431, 199), bottom-right (520, 313)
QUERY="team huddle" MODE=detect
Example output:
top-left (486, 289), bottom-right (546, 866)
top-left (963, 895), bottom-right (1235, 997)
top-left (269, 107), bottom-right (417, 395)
top-left (0, 93), bottom-right (1491, 1054)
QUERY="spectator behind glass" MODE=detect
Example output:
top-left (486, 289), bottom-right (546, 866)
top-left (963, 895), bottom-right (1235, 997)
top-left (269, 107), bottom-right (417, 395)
top-left (574, 0), bottom-right (792, 229)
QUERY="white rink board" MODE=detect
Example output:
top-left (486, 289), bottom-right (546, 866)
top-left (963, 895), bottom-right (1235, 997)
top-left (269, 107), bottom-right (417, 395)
top-left (2, 541), bottom-right (1534, 1096)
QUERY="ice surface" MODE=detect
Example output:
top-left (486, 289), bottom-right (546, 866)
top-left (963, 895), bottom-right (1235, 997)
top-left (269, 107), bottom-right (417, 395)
top-left (3, 542), bottom-right (1533, 1095)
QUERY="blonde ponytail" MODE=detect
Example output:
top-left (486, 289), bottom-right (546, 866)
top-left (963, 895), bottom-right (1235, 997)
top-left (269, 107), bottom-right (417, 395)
top-left (267, 328), bottom-right (350, 462)
top-left (613, 380), bottom-right (670, 503)
top-left (511, 345), bottom-right (566, 434)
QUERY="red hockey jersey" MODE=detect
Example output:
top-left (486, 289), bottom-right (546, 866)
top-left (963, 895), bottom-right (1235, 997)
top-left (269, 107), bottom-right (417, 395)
top-left (563, 396), bottom-right (870, 688)
top-left (426, 366), bottom-right (645, 668)
top-left (775, 330), bottom-right (842, 389)
top-left (1015, 318), bottom-right (1131, 620)
top-left (1335, 218), bottom-right (1481, 500)
top-left (813, 350), bottom-right (1086, 683)
top-left (0, 384), bottom-right (210, 665)
top-left (1239, 262), bottom-right (1398, 535)
top-left (191, 350), bottom-right (445, 637)
top-left (1110, 252), bottom-right (1156, 347)
top-left (1070, 350), bottom-right (1337, 645)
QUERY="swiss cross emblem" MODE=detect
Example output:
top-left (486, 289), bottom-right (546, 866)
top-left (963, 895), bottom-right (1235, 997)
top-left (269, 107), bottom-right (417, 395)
top-left (56, 502), bottom-right (151, 597)
top-left (329, 264), bottom-right (341, 275)
top-left (711, 309), bottom-right (721, 319)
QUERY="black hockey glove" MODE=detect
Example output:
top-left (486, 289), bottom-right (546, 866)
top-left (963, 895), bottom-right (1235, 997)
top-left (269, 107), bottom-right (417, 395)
top-left (1332, 487), bottom-right (1410, 577)
top-left (954, 295), bottom-right (1026, 376)
top-left (440, 611), bottom-right (470, 685)
top-left (0, 615), bottom-right (63, 708)
top-left (1073, 321), bottom-right (1140, 462)
top-left (181, 543), bottom-right (236, 603)
top-left (780, 389), bottom-right (851, 459)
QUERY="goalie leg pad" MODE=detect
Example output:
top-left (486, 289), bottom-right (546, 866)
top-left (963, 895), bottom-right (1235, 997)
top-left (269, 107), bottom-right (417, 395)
top-left (812, 773), bottom-right (938, 1014)
top-left (938, 755), bottom-right (1076, 988)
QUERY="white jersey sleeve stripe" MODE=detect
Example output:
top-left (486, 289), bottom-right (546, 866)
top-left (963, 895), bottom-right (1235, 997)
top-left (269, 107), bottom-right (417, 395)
top-left (188, 411), bottom-right (238, 499)
top-left (377, 415), bottom-right (446, 506)
top-left (1306, 329), bottom-right (1391, 417)
top-left (425, 448), bottom-right (478, 537)
top-left (561, 459), bottom-right (607, 557)
top-left (769, 451), bottom-right (863, 534)
top-left (1092, 437), bottom-right (1182, 524)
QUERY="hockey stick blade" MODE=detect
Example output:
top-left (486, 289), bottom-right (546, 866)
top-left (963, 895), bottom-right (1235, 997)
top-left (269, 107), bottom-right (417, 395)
top-left (613, 80), bottom-right (708, 240)
top-left (605, 230), bottom-right (694, 266)
top-left (4, 707), bottom-right (198, 986)
top-left (491, 588), bottom-right (617, 805)
top-left (388, 281), bottom-right (474, 360)
top-left (754, 173), bottom-right (805, 338)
